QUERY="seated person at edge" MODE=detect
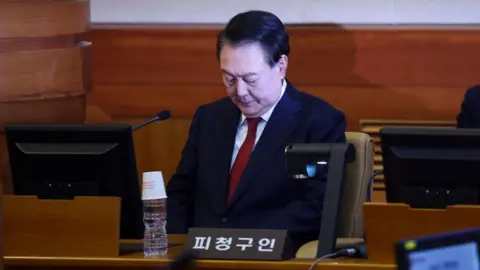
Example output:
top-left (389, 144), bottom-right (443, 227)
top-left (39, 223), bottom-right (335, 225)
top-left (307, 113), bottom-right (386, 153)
top-left (457, 85), bottom-right (480, 128)
top-left (166, 10), bottom-right (346, 250)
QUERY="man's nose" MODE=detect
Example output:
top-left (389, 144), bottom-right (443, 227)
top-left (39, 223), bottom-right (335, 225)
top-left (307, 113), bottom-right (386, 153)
top-left (236, 80), bottom-right (248, 96)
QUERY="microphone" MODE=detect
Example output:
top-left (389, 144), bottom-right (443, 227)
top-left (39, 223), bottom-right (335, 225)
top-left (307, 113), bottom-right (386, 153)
top-left (168, 250), bottom-right (197, 270)
top-left (132, 110), bottom-right (171, 131)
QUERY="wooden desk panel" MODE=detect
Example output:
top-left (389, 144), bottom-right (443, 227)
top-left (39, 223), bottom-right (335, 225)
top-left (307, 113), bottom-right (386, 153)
top-left (3, 236), bottom-right (395, 270)
top-left (4, 237), bottom-right (394, 270)
top-left (4, 253), bottom-right (395, 270)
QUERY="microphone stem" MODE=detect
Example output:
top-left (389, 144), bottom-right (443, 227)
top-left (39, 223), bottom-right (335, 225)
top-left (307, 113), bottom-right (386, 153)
top-left (132, 117), bottom-right (158, 131)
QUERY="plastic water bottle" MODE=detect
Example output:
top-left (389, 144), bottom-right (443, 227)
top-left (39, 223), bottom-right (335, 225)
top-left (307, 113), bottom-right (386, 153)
top-left (142, 171), bottom-right (168, 257)
top-left (143, 198), bottom-right (168, 257)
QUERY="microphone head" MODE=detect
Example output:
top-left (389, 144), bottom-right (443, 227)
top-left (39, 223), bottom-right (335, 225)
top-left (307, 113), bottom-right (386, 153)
top-left (156, 110), bottom-right (171, 121)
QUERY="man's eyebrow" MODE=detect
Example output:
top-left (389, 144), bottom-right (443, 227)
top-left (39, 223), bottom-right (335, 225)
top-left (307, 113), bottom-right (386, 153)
top-left (221, 69), bottom-right (258, 77)
top-left (221, 69), bottom-right (233, 76)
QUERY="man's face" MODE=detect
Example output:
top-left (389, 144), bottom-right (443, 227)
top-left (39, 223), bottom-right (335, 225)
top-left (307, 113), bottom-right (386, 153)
top-left (220, 42), bottom-right (287, 118)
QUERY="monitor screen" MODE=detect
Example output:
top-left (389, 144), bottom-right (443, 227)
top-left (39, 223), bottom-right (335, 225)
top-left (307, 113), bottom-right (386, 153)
top-left (380, 126), bottom-right (480, 209)
top-left (396, 228), bottom-right (480, 270)
top-left (408, 242), bottom-right (479, 270)
top-left (5, 124), bottom-right (144, 239)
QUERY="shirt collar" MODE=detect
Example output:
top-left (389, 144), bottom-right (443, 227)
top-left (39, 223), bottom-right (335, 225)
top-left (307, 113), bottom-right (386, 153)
top-left (240, 79), bottom-right (287, 124)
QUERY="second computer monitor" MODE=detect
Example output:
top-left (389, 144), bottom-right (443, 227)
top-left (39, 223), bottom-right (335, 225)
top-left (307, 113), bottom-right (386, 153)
top-left (380, 126), bottom-right (480, 209)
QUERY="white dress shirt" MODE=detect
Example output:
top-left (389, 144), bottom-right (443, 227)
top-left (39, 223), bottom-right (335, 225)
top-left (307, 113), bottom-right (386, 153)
top-left (230, 80), bottom-right (287, 168)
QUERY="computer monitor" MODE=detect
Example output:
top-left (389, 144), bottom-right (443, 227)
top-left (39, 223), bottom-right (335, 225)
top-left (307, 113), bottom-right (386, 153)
top-left (380, 126), bottom-right (480, 209)
top-left (5, 124), bottom-right (144, 239)
top-left (395, 228), bottom-right (480, 270)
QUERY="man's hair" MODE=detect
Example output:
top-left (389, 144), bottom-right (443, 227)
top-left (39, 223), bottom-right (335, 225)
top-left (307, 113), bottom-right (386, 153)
top-left (216, 10), bottom-right (290, 67)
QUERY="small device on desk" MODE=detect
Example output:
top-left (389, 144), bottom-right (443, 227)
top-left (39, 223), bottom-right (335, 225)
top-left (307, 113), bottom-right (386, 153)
top-left (5, 124), bottom-right (144, 240)
top-left (380, 126), bottom-right (480, 209)
top-left (395, 228), bottom-right (480, 270)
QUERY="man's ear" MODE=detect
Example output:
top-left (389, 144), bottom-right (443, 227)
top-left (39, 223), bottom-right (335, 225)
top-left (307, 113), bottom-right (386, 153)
top-left (277, 55), bottom-right (288, 78)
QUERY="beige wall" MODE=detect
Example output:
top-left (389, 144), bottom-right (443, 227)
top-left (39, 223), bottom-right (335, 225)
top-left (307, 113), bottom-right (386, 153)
top-left (90, 0), bottom-right (480, 24)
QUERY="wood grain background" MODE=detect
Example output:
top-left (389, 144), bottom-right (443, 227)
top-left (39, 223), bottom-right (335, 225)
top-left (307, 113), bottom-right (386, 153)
top-left (82, 24), bottom-right (480, 200)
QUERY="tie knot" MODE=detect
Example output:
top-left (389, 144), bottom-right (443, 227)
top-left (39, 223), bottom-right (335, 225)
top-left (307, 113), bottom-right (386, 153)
top-left (246, 117), bottom-right (260, 134)
top-left (246, 117), bottom-right (260, 128)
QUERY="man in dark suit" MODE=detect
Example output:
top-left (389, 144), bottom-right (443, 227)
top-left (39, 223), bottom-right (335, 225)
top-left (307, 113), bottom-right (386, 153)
top-left (457, 85), bottom-right (480, 128)
top-left (166, 10), bottom-right (346, 249)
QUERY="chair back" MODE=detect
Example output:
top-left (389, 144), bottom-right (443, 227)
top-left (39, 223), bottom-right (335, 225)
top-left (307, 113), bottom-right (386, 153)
top-left (337, 132), bottom-right (374, 238)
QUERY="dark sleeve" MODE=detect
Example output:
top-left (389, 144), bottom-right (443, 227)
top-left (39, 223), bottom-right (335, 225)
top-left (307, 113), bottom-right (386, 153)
top-left (166, 107), bottom-right (202, 234)
top-left (259, 109), bottom-right (347, 238)
top-left (457, 86), bottom-right (480, 128)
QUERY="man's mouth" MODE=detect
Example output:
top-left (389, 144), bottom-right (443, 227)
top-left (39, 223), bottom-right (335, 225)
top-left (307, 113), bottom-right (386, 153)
top-left (240, 101), bottom-right (253, 106)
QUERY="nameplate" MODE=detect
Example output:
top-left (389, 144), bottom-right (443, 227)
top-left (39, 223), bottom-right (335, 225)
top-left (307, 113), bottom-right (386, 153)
top-left (186, 228), bottom-right (293, 261)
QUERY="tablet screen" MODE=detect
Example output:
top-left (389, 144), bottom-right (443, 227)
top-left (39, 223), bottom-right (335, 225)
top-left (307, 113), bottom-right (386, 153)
top-left (408, 242), bottom-right (479, 270)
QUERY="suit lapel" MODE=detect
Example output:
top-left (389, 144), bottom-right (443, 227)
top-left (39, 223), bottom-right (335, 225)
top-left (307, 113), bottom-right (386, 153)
top-left (209, 101), bottom-right (240, 214)
top-left (227, 83), bottom-right (302, 208)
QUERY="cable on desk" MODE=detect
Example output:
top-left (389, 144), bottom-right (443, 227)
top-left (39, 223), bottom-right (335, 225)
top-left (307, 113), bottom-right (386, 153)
top-left (307, 248), bottom-right (356, 270)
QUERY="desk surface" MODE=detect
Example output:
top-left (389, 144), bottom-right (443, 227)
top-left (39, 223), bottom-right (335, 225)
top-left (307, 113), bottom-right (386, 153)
top-left (4, 236), bottom-right (395, 270)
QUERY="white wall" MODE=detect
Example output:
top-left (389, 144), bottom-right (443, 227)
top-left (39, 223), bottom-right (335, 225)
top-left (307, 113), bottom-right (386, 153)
top-left (90, 0), bottom-right (480, 24)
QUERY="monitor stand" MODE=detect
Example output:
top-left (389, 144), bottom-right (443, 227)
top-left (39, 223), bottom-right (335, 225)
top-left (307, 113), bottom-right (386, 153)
top-left (397, 186), bottom-right (479, 209)
top-left (32, 181), bottom-right (99, 200)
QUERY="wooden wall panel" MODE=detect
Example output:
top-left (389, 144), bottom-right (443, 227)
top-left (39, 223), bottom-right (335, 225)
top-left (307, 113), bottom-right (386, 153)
top-left (86, 24), bottom-right (480, 131)
top-left (82, 24), bottom-right (480, 201)
top-left (115, 117), bottom-right (191, 182)
top-left (87, 25), bottom-right (480, 86)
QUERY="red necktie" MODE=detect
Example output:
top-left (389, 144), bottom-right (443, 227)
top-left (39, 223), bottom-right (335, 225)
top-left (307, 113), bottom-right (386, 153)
top-left (227, 117), bottom-right (260, 203)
